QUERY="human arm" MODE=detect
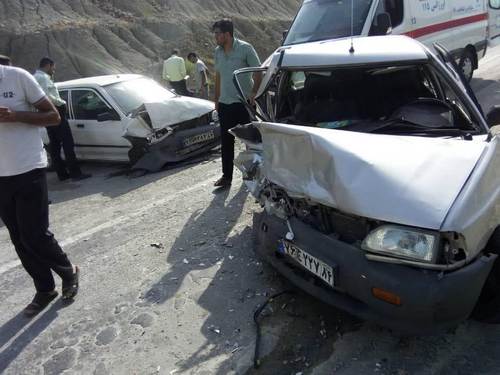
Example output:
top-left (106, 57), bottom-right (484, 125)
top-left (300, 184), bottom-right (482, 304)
top-left (214, 71), bottom-right (220, 111)
top-left (162, 61), bottom-right (169, 82)
top-left (246, 44), bottom-right (262, 106)
top-left (180, 59), bottom-right (187, 80)
top-left (0, 97), bottom-right (60, 126)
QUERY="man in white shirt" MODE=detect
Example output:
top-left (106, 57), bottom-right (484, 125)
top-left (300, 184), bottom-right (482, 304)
top-left (162, 49), bottom-right (189, 96)
top-left (34, 57), bottom-right (90, 181)
top-left (187, 52), bottom-right (209, 99)
top-left (0, 64), bottom-right (80, 317)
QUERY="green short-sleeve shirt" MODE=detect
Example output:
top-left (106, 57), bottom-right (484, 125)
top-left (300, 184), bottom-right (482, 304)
top-left (214, 38), bottom-right (261, 105)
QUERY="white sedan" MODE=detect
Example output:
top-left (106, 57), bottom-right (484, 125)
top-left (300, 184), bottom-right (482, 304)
top-left (46, 74), bottom-right (220, 171)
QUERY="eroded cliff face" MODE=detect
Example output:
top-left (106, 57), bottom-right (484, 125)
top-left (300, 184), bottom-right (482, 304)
top-left (0, 0), bottom-right (300, 80)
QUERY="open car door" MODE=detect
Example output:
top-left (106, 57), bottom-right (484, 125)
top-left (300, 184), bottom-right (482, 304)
top-left (433, 42), bottom-right (484, 116)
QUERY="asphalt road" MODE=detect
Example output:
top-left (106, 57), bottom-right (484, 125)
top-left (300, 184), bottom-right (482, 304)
top-left (1, 45), bottom-right (500, 375)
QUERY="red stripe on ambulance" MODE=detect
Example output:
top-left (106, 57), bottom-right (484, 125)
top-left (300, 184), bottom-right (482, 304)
top-left (404, 13), bottom-right (488, 39)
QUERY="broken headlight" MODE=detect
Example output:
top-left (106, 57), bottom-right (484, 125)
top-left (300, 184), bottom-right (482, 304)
top-left (210, 110), bottom-right (219, 123)
top-left (362, 225), bottom-right (438, 263)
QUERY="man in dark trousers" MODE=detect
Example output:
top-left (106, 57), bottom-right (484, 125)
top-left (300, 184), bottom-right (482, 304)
top-left (34, 57), bottom-right (91, 181)
top-left (0, 63), bottom-right (80, 317)
top-left (212, 19), bottom-right (262, 187)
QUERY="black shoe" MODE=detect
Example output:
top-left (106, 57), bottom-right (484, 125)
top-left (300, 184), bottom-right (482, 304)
top-left (57, 174), bottom-right (70, 182)
top-left (214, 176), bottom-right (232, 187)
top-left (62, 266), bottom-right (79, 301)
top-left (71, 173), bottom-right (92, 181)
top-left (23, 291), bottom-right (58, 317)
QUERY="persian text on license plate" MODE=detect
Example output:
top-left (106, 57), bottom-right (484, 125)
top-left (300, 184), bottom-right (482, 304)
top-left (279, 240), bottom-right (335, 287)
top-left (183, 130), bottom-right (215, 147)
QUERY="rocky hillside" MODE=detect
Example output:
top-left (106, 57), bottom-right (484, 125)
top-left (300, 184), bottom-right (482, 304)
top-left (0, 0), bottom-right (301, 80)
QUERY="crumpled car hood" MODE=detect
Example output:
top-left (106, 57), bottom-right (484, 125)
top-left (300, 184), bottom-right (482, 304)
top-left (257, 122), bottom-right (487, 230)
top-left (144, 97), bottom-right (214, 129)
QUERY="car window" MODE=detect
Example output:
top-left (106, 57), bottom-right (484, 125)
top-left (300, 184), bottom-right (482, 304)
top-left (283, 0), bottom-right (374, 45)
top-left (491, 0), bottom-right (500, 9)
top-left (104, 77), bottom-right (176, 115)
top-left (371, 0), bottom-right (404, 33)
top-left (275, 63), bottom-right (480, 135)
top-left (72, 90), bottom-right (111, 120)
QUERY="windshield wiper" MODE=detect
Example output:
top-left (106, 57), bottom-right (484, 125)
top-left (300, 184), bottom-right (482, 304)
top-left (342, 118), bottom-right (466, 136)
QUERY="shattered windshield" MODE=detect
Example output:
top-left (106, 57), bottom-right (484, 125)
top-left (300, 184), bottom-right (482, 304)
top-left (105, 77), bottom-right (175, 115)
top-left (284, 0), bottom-right (374, 45)
top-left (275, 63), bottom-right (481, 136)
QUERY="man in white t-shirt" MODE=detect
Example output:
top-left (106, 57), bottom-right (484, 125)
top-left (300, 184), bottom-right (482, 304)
top-left (0, 64), bottom-right (80, 317)
top-left (187, 52), bottom-right (209, 99)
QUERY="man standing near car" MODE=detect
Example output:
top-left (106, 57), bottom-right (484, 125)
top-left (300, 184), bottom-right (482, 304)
top-left (163, 49), bottom-right (189, 96)
top-left (187, 52), bottom-right (209, 99)
top-left (34, 57), bottom-right (91, 181)
top-left (0, 63), bottom-right (80, 316)
top-left (212, 19), bottom-right (262, 188)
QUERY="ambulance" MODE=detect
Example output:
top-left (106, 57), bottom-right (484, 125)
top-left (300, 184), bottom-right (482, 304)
top-left (282, 0), bottom-right (500, 80)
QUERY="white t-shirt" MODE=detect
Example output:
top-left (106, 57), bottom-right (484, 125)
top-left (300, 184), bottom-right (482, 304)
top-left (0, 65), bottom-right (47, 177)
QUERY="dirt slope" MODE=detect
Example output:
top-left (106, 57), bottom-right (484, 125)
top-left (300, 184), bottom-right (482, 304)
top-left (0, 0), bottom-right (301, 80)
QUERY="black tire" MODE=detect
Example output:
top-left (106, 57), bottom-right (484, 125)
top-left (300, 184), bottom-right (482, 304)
top-left (472, 228), bottom-right (500, 323)
top-left (458, 48), bottom-right (476, 82)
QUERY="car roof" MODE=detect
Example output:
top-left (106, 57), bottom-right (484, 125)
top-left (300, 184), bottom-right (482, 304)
top-left (56, 74), bottom-right (144, 89)
top-left (279, 35), bottom-right (430, 68)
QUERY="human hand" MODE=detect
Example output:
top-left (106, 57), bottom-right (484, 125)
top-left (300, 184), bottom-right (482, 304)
top-left (248, 92), bottom-right (256, 107)
top-left (0, 107), bottom-right (16, 122)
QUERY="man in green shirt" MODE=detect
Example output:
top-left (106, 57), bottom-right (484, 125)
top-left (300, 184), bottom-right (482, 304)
top-left (34, 57), bottom-right (90, 181)
top-left (212, 19), bottom-right (262, 188)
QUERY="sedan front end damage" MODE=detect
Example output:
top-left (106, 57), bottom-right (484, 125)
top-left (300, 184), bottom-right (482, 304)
top-left (124, 98), bottom-right (220, 172)
top-left (231, 36), bottom-right (500, 332)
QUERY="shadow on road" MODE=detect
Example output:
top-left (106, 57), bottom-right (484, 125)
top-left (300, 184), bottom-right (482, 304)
top-left (0, 300), bottom-right (63, 373)
top-left (143, 183), bottom-right (248, 306)
top-left (46, 149), bottom-right (220, 205)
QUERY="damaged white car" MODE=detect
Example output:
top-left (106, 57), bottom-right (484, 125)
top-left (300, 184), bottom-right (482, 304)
top-left (232, 35), bottom-right (500, 333)
top-left (49, 74), bottom-right (220, 171)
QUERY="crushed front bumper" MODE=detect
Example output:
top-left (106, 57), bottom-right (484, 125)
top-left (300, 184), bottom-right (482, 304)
top-left (125, 123), bottom-right (221, 172)
top-left (254, 212), bottom-right (496, 334)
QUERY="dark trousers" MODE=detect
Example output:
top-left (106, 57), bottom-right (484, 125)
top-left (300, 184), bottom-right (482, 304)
top-left (218, 103), bottom-right (251, 180)
top-left (0, 169), bottom-right (73, 292)
top-left (46, 105), bottom-right (81, 180)
top-left (169, 79), bottom-right (190, 96)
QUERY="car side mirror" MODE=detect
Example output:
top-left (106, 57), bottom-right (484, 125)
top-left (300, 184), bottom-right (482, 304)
top-left (487, 105), bottom-right (500, 127)
top-left (97, 110), bottom-right (120, 122)
top-left (376, 13), bottom-right (392, 35)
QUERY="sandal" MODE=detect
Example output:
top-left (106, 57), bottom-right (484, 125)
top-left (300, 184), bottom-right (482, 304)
top-left (24, 291), bottom-right (58, 317)
top-left (62, 266), bottom-right (80, 301)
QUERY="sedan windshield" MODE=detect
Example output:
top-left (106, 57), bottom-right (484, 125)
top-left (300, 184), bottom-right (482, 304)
top-left (284, 0), bottom-right (373, 45)
top-left (104, 77), bottom-right (175, 115)
top-left (274, 63), bottom-right (482, 137)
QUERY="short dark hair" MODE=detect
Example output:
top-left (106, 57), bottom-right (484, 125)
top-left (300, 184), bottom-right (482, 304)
top-left (39, 57), bottom-right (54, 68)
top-left (0, 54), bottom-right (11, 66)
top-left (212, 19), bottom-right (234, 37)
top-left (171, 48), bottom-right (180, 55)
top-left (187, 52), bottom-right (197, 60)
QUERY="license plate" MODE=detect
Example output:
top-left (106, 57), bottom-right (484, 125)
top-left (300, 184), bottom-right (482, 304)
top-left (183, 130), bottom-right (215, 147)
top-left (278, 240), bottom-right (335, 287)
